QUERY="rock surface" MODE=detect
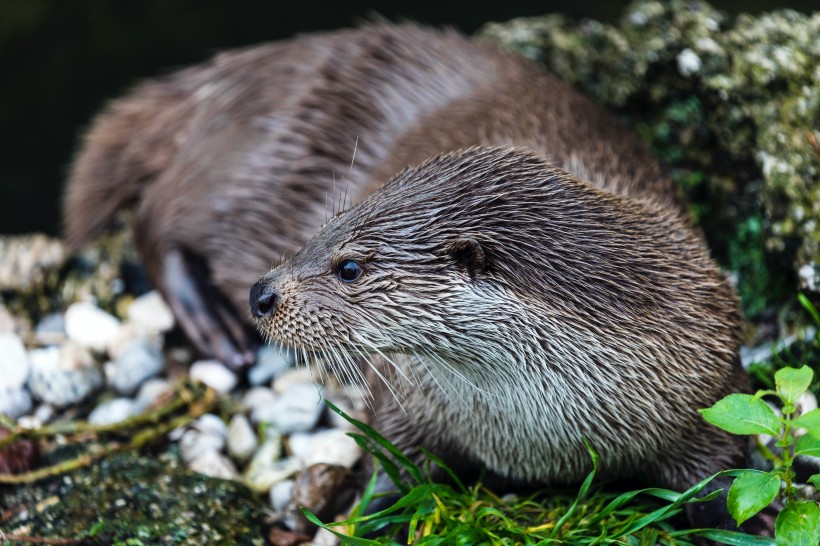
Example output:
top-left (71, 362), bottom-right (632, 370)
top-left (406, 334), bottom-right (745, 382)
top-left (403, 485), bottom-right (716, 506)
top-left (0, 452), bottom-right (269, 545)
top-left (481, 0), bottom-right (820, 316)
top-left (27, 344), bottom-right (102, 407)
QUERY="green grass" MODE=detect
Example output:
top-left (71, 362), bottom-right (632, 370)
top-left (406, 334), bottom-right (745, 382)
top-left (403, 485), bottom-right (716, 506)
top-left (307, 403), bottom-right (772, 546)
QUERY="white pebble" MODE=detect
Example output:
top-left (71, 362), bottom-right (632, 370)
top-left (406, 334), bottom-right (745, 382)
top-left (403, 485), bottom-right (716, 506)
top-left (34, 403), bottom-right (55, 424)
top-left (135, 378), bottom-right (172, 411)
top-left (179, 429), bottom-right (225, 464)
top-left (227, 414), bottom-right (258, 464)
top-left (242, 431), bottom-right (284, 493)
top-left (266, 383), bottom-right (325, 434)
top-left (243, 456), bottom-right (302, 494)
top-left (0, 332), bottom-right (29, 389)
top-left (250, 400), bottom-right (279, 426)
top-left (249, 345), bottom-right (292, 386)
top-left (795, 391), bottom-right (819, 438)
top-left (189, 450), bottom-right (239, 481)
top-left (27, 344), bottom-right (102, 407)
top-left (65, 302), bottom-right (122, 353)
top-left (0, 387), bottom-right (32, 419)
top-left (270, 479), bottom-right (295, 513)
top-left (194, 413), bottom-right (228, 439)
top-left (88, 398), bottom-right (139, 425)
top-left (106, 324), bottom-right (162, 361)
top-left (242, 387), bottom-right (277, 412)
top-left (312, 528), bottom-right (341, 546)
top-left (106, 339), bottom-right (165, 395)
top-left (272, 368), bottom-right (317, 394)
top-left (289, 429), bottom-right (361, 469)
top-left (189, 360), bottom-right (237, 393)
top-left (677, 48), bottom-right (702, 77)
top-left (127, 290), bottom-right (175, 333)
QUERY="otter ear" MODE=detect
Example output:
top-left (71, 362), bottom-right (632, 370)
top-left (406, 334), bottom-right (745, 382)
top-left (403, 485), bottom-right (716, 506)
top-left (447, 238), bottom-right (487, 280)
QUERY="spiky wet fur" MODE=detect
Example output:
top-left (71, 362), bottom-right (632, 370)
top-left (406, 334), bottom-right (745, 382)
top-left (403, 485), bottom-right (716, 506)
top-left (254, 146), bottom-right (747, 491)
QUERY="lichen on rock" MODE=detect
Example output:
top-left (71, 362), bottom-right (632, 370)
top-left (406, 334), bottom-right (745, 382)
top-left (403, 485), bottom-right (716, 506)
top-left (0, 451), bottom-right (270, 545)
top-left (481, 0), bottom-right (820, 319)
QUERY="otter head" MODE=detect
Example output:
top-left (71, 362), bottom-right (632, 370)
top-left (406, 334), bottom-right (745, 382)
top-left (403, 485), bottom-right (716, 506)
top-left (249, 147), bottom-right (537, 359)
top-left (248, 145), bottom-right (714, 396)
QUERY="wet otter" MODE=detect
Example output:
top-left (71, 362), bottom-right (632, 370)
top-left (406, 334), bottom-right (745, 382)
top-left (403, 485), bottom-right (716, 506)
top-left (65, 22), bottom-right (749, 531)
top-left (250, 146), bottom-right (750, 529)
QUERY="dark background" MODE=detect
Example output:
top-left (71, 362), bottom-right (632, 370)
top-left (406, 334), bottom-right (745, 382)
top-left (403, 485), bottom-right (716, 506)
top-left (1, 1), bottom-right (814, 236)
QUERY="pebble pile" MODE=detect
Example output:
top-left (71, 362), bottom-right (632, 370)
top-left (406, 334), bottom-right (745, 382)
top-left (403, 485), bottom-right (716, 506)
top-left (0, 289), bottom-right (365, 527)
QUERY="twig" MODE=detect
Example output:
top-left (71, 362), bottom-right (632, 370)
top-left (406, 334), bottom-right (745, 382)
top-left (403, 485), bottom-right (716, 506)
top-left (0, 380), bottom-right (204, 449)
top-left (0, 382), bottom-right (217, 484)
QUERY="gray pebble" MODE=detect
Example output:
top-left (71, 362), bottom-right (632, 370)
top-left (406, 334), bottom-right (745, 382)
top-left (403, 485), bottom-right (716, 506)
top-left (28, 345), bottom-right (102, 407)
top-left (0, 332), bottom-right (29, 389)
top-left (35, 313), bottom-right (66, 346)
top-left (227, 414), bottom-right (258, 464)
top-left (189, 360), bottom-right (237, 393)
top-left (179, 429), bottom-right (226, 464)
top-left (88, 397), bottom-right (139, 425)
top-left (135, 378), bottom-right (172, 411)
top-left (106, 339), bottom-right (165, 395)
top-left (248, 345), bottom-right (292, 386)
top-left (270, 479), bottom-right (295, 513)
top-left (189, 450), bottom-right (239, 481)
top-left (0, 387), bottom-right (32, 419)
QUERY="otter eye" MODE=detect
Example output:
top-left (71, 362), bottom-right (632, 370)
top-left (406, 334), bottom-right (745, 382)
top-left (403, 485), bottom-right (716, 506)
top-left (337, 259), bottom-right (363, 282)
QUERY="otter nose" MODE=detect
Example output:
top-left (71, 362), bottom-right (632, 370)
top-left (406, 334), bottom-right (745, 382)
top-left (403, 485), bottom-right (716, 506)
top-left (249, 281), bottom-right (281, 318)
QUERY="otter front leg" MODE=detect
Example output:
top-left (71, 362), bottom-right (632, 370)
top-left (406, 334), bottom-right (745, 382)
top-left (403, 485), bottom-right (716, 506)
top-left (161, 249), bottom-right (256, 369)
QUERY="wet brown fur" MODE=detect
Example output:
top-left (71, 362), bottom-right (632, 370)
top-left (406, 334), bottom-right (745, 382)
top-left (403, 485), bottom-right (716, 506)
top-left (65, 22), bottom-right (749, 524)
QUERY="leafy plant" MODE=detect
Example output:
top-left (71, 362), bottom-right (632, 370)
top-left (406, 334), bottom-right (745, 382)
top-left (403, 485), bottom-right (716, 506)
top-left (307, 402), bottom-right (771, 545)
top-left (700, 364), bottom-right (820, 546)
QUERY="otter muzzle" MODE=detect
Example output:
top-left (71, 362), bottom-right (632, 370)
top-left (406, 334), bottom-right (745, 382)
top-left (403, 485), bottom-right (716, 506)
top-left (249, 280), bottom-right (281, 318)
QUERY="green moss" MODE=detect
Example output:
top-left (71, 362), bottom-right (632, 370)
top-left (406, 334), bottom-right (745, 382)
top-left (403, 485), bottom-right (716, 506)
top-left (0, 452), bottom-right (270, 545)
top-left (481, 0), bottom-right (820, 319)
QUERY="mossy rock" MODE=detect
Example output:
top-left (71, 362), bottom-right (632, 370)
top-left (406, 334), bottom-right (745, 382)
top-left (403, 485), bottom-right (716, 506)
top-left (0, 452), bottom-right (270, 545)
top-left (481, 0), bottom-right (819, 319)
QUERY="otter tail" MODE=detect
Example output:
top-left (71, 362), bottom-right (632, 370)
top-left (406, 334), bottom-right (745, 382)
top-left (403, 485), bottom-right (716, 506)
top-left (63, 78), bottom-right (185, 249)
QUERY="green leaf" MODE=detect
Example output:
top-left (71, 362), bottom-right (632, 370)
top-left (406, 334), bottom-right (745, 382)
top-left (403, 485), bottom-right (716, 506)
top-left (699, 394), bottom-right (781, 436)
top-left (809, 474), bottom-right (820, 488)
top-left (798, 293), bottom-right (820, 328)
top-left (775, 501), bottom-right (820, 546)
top-left (792, 408), bottom-right (820, 438)
top-left (303, 509), bottom-right (382, 545)
top-left (694, 529), bottom-right (776, 545)
top-left (795, 434), bottom-right (820, 458)
top-left (727, 471), bottom-right (780, 526)
top-left (775, 366), bottom-right (814, 406)
top-left (548, 439), bottom-right (599, 539)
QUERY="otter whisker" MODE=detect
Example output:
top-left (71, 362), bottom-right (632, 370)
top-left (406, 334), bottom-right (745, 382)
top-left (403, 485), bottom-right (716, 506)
top-left (420, 347), bottom-right (493, 398)
top-left (411, 349), bottom-right (479, 417)
top-left (346, 338), bottom-right (407, 411)
top-left (349, 329), bottom-right (415, 387)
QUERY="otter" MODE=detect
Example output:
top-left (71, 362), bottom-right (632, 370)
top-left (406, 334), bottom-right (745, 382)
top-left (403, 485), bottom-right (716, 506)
top-left (64, 22), bottom-right (750, 532)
